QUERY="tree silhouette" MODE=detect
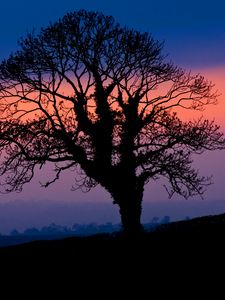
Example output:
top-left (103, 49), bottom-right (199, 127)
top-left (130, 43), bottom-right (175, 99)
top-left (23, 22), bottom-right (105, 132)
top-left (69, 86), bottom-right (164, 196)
top-left (0, 10), bottom-right (224, 235)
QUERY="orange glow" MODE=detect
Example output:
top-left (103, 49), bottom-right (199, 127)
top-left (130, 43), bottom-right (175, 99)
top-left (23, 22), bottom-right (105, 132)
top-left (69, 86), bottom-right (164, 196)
top-left (1, 66), bottom-right (224, 132)
top-left (197, 67), bottom-right (225, 125)
top-left (177, 66), bottom-right (225, 129)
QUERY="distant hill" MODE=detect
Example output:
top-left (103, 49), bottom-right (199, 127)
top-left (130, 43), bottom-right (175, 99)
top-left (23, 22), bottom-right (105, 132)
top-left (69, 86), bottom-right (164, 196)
top-left (1, 212), bottom-right (225, 256)
top-left (0, 218), bottom-right (168, 248)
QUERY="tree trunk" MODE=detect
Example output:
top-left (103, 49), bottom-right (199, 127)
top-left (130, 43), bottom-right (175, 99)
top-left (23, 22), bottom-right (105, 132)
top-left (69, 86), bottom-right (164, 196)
top-left (119, 199), bottom-right (144, 237)
top-left (111, 182), bottom-right (144, 237)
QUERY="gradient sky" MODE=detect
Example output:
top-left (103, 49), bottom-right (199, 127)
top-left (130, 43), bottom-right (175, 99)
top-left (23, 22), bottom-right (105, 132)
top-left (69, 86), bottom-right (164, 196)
top-left (0, 0), bottom-right (225, 233)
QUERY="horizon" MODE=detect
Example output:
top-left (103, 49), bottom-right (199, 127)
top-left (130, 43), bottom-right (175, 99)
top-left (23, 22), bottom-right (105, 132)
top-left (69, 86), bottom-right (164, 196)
top-left (0, 197), bottom-right (225, 234)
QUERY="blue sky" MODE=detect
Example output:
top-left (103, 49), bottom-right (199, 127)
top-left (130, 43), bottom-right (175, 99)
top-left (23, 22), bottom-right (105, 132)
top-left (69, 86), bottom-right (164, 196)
top-left (1, 0), bottom-right (225, 66)
top-left (0, 0), bottom-right (225, 233)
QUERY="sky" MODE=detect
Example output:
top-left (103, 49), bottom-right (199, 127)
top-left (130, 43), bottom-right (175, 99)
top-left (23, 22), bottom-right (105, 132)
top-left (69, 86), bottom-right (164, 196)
top-left (0, 0), bottom-right (225, 233)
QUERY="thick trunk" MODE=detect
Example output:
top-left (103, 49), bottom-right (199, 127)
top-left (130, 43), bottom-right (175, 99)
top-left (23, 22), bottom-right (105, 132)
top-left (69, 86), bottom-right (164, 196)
top-left (119, 200), bottom-right (144, 236)
top-left (111, 182), bottom-right (144, 237)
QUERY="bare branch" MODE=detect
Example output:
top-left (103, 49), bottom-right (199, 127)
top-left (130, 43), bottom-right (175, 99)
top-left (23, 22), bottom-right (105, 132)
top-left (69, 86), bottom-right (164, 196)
top-left (0, 9), bottom-right (224, 211)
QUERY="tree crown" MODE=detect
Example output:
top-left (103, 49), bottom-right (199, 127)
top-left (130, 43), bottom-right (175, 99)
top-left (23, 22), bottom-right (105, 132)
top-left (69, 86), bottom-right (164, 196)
top-left (0, 10), bottom-right (224, 198)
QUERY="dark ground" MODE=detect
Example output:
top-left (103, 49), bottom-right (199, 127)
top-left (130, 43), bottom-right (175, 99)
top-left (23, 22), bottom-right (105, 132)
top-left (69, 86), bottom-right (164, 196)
top-left (1, 213), bottom-right (225, 293)
top-left (1, 213), bottom-right (225, 262)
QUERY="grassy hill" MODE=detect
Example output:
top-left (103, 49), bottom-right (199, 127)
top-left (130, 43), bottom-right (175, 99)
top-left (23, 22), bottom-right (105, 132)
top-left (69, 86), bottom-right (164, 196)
top-left (1, 213), bottom-right (225, 289)
top-left (1, 213), bottom-right (225, 258)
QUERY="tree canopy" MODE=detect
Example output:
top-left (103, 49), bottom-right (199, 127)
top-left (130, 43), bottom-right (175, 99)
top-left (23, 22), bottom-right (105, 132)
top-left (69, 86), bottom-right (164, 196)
top-left (0, 10), bottom-right (224, 234)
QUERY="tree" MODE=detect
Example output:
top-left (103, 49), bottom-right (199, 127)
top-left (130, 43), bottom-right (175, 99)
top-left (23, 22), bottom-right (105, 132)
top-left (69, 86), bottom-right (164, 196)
top-left (0, 10), bottom-right (224, 235)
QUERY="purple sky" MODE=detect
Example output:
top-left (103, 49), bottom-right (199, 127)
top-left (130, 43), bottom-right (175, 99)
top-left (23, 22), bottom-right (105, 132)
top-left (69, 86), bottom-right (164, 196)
top-left (0, 0), bottom-right (225, 233)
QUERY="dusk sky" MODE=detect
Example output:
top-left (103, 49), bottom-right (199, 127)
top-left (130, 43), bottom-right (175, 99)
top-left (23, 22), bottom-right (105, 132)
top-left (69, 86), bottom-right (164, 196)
top-left (0, 0), bottom-right (225, 233)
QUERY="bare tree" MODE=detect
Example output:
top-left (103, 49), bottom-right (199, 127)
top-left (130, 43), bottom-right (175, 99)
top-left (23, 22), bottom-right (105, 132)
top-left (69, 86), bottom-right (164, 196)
top-left (0, 10), bottom-right (224, 235)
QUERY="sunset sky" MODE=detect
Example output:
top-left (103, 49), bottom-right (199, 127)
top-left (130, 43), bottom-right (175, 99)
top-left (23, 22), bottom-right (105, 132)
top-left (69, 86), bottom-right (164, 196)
top-left (0, 0), bottom-right (225, 233)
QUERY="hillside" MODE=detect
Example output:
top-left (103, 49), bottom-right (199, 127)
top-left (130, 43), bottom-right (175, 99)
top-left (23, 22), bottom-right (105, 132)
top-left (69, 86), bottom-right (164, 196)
top-left (1, 212), bottom-right (225, 290)
top-left (1, 212), bottom-right (225, 258)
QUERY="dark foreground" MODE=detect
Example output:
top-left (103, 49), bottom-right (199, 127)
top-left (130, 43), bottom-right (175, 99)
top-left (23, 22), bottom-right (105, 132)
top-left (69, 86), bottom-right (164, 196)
top-left (1, 214), bottom-right (225, 293)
